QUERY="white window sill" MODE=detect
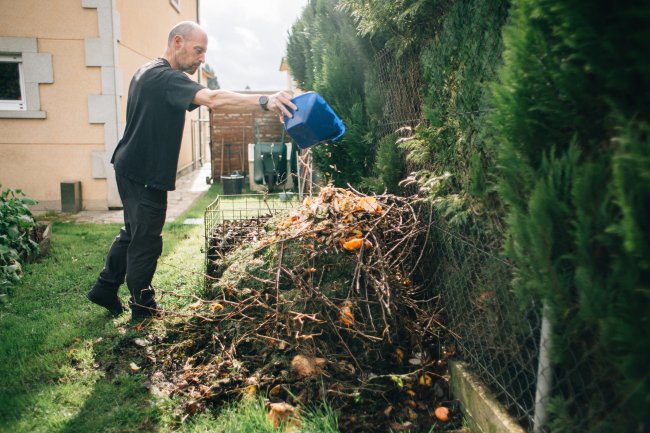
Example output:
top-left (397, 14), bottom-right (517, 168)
top-left (0, 110), bottom-right (46, 119)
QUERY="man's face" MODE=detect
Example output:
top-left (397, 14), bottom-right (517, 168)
top-left (174, 30), bottom-right (207, 74)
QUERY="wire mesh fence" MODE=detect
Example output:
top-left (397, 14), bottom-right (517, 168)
top-left (371, 48), bottom-right (425, 138)
top-left (424, 219), bottom-right (542, 430)
top-left (370, 42), bottom-right (616, 432)
top-left (369, 42), bottom-right (549, 431)
top-left (426, 216), bottom-right (618, 432)
top-left (204, 193), bottom-right (301, 288)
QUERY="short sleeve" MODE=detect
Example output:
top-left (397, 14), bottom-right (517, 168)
top-left (165, 71), bottom-right (205, 111)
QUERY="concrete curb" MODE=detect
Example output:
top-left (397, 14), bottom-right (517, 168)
top-left (450, 361), bottom-right (527, 433)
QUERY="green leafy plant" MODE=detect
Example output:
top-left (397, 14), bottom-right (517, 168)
top-left (0, 185), bottom-right (38, 293)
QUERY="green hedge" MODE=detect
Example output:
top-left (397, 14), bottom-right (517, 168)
top-left (490, 0), bottom-right (650, 430)
top-left (287, 0), bottom-right (375, 187)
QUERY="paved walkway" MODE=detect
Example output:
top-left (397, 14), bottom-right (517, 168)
top-left (73, 164), bottom-right (212, 224)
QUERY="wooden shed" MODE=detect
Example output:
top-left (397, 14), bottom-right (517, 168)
top-left (209, 91), bottom-right (286, 181)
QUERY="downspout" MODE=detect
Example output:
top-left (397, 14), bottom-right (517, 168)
top-left (196, 0), bottom-right (203, 167)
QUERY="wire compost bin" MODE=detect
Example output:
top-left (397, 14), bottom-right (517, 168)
top-left (204, 193), bottom-right (300, 287)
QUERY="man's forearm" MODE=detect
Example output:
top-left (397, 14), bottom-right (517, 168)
top-left (197, 89), bottom-right (261, 112)
top-left (193, 88), bottom-right (296, 117)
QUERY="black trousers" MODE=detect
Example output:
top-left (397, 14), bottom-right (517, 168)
top-left (96, 174), bottom-right (167, 313)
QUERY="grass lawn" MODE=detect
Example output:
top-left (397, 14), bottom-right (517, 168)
top-left (0, 185), bottom-right (337, 433)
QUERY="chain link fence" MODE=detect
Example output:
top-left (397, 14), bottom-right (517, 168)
top-left (425, 217), bottom-right (615, 433)
top-left (369, 46), bottom-right (614, 432)
top-left (424, 219), bottom-right (543, 430)
top-left (371, 47), bottom-right (424, 139)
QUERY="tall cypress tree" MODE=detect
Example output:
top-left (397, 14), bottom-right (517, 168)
top-left (287, 0), bottom-right (374, 186)
top-left (490, 1), bottom-right (650, 430)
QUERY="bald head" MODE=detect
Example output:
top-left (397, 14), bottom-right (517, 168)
top-left (167, 21), bottom-right (205, 46)
top-left (164, 21), bottom-right (207, 74)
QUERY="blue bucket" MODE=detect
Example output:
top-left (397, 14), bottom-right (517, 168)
top-left (283, 92), bottom-right (345, 149)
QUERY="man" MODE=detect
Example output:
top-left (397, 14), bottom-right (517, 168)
top-left (87, 21), bottom-right (296, 320)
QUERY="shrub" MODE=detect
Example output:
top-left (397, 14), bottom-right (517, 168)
top-left (0, 186), bottom-right (38, 293)
top-left (490, 0), bottom-right (650, 430)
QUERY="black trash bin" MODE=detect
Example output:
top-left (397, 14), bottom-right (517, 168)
top-left (221, 174), bottom-right (244, 195)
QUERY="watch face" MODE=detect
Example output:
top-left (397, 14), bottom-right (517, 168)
top-left (259, 95), bottom-right (269, 111)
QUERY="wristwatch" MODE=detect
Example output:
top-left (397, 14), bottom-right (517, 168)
top-left (259, 95), bottom-right (269, 111)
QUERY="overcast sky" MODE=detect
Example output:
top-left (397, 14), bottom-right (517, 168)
top-left (200, 0), bottom-right (309, 91)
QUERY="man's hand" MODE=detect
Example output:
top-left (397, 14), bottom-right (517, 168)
top-left (268, 91), bottom-right (297, 119)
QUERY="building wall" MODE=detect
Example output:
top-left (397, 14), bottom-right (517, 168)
top-left (0, 0), bottom-right (200, 211)
top-left (0, 1), bottom-right (105, 210)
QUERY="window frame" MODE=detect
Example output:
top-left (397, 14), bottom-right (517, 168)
top-left (0, 37), bottom-right (52, 119)
top-left (0, 53), bottom-right (27, 111)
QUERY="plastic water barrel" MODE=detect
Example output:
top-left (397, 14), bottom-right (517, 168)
top-left (283, 92), bottom-right (345, 149)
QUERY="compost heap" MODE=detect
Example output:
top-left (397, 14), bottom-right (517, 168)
top-left (151, 185), bottom-right (457, 432)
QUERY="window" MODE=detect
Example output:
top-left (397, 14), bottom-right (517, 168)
top-left (170, 0), bottom-right (180, 12)
top-left (0, 54), bottom-right (25, 111)
top-left (0, 37), bottom-right (52, 118)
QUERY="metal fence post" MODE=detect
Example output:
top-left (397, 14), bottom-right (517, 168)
top-left (533, 302), bottom-right (553, 433)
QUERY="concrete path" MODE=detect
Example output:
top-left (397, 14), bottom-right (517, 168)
top-left (72, 164), bottom-right (212, 224)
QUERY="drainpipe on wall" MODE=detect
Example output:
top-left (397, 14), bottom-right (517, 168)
top-left (197, 0), bottom-right (203, 169)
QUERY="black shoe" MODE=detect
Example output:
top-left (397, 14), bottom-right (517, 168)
top-left (129, 286), bottom-right (159, 321)
top-left (130, 304), bottom-right (161, 322)
top-left (87, 282), bottom-right (125, 316)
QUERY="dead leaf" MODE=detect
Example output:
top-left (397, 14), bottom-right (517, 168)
top-left (291, 355), bottom-right (326, 378)
top-left (188, 300), bottom-right (203, 309)
top-left (134, 338), bottom-right (150, 347)
top-left (129, 362), bottom-right (141, 372)
top-left (395, 347), bottom-right (405, 363)
top-left (267, 402), bottom-right (300, 428)
top-left (185, 400), bottom-right (199, 415)
top-left (389, 421), bottom-right (413, 431)
top-left (209, 302), bottom-right (224, 312)
top-left (406, 407), bottom-right (418, 421)
top-left (478, 291), bottom-right (497, 303)
top-left (338, 301), bottom-right (355, 326)
top-left (355, 196), bottom-right (382, 213)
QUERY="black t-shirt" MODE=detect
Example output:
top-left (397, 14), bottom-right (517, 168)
top-left (111, 58), bottom-right (205, 191)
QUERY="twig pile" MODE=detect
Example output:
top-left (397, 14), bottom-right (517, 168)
top-left (151, 185), bottom-right (457, 432)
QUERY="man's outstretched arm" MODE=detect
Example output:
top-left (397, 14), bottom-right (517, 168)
top-left (192, 89), bottom-right (296, 118)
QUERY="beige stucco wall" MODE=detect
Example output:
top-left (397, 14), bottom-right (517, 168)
top-left (0, 0), bottom-right (201, 211)
top-left (0, 1), bottom-right (104, 210)
top-left (116, 0), bottom-right (200, 178)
